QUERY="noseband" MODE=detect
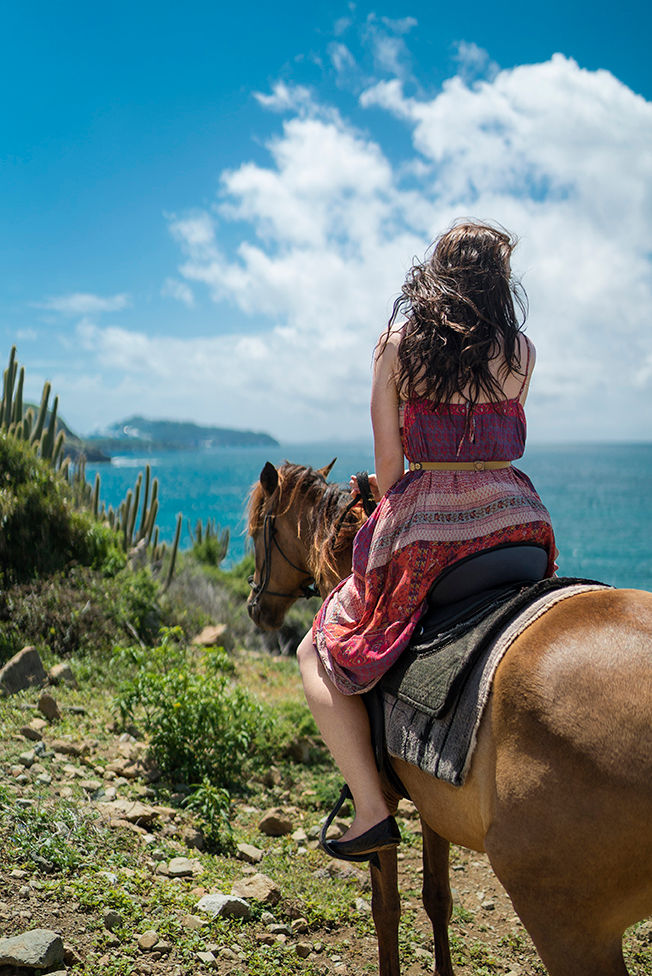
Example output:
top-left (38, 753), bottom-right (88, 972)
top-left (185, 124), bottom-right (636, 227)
top-left (248, 512), bottom-right (319, 606)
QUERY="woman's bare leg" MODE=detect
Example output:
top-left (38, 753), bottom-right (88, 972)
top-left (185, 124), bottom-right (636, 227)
top-left (296, 630), bottom-right (391, 841)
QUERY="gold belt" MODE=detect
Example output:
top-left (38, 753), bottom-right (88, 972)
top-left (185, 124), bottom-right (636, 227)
top-left (409, 460), bottom-right (511, 472)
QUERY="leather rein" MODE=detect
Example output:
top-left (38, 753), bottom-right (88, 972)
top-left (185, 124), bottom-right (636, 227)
top-left (248, 512), bottom-right (319, 606)
top-left (248, 476), bottom-right (377, 607)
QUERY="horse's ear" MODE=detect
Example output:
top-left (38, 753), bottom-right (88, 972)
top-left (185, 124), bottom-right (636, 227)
top-left (317, 458), bottom-right (337, 480)
top-left (260, 462), bottom-right (279, 496)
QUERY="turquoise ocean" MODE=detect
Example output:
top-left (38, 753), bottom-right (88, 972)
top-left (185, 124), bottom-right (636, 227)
top-left (87, 442), bottom-right (652, 591)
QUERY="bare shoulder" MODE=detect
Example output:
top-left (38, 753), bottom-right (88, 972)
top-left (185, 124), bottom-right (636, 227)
top-left (375, 326), bottom-right (402, 355)
top-left (373, 327), bottom-right (401, 373)
top-left (520, 332), bottom-right (536, 368)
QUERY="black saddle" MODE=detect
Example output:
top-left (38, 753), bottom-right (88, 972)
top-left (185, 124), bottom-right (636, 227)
top-left (417, 542), bottom-right (549, 638)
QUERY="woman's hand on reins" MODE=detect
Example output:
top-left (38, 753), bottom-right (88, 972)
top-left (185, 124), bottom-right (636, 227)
top-left (350, 473), bottom-right (380, 502)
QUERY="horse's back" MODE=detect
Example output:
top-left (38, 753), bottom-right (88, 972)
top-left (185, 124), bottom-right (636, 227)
top-left (495, 587), bottom-right (652, 784)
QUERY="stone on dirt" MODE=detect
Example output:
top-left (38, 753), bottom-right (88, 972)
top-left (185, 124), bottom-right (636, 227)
top-left (167, 856), bottom-right (204, 877)
top-left (137, 930), bottom-right (159, 950)
top-left (37, 691), bottom-right (61, 721)
top-left (231, 873), bottom-right (281, 905)
top-left (0, 646), bottom-right (47, 695)
top-left (96, 799), bottom-right (158, 826)
top-left (48, 661), bottom-right (78, 687)
top-left (180, 914), bottom-right (205, 931)
top-left (258, 807), bottom-right (292, 836)
top-left (49, 738), bottom-right (89, 757)
top-left (236, 842), bottom-right (264, 864)
top-left (0, 928), bottom-right (64, 967)
top-left (192, 623), bottom-right (228, 647)
top-left (103, 909), bottom-right (124, 931)
top-left (196, 893), bottom-right (251, 920)
top-left (20, 725), bottom-right (43, 742)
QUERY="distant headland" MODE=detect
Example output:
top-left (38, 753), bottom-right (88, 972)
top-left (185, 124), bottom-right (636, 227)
top-left (81, 416), bottom-right (279, 459)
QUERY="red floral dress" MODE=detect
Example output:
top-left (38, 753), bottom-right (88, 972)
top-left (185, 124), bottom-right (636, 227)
top-left (313, 392), bottom-right (556, 694)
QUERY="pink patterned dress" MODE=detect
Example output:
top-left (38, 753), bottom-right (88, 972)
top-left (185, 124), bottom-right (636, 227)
top-left (313, 388), bottom-right (556, 695)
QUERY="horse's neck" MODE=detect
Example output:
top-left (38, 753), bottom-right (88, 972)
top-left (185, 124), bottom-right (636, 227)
top-left (299, 489), bottom-right (357, 597)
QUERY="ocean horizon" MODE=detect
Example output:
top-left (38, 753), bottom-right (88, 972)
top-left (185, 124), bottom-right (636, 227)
top-left (86, 440), bottom-right (652, 591)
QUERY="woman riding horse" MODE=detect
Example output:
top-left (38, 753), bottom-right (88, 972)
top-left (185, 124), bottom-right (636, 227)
top-left (297, 220), bottom-right (557, 860)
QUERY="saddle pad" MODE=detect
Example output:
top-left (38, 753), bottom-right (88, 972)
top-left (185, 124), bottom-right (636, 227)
top-left (380, 576), bottom-right (605, 719)
top-left (382, 581), bottom-right (609, 787)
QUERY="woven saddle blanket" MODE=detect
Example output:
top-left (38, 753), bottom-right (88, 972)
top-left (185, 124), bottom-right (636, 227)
top-left (370, 577), bottom-right (609, 788)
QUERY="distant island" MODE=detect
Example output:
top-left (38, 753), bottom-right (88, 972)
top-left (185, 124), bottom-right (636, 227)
top-left (84, 415), bottom-right (279, 458)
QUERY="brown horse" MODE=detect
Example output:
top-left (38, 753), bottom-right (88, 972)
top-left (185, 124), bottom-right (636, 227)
top-left (247, 460), bottom-right (652, 976)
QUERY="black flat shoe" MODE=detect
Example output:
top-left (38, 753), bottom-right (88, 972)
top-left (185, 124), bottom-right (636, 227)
top-left (323, 815), bottom-right (401, 860)
top-left (320, 783), bottom-right (401, 863)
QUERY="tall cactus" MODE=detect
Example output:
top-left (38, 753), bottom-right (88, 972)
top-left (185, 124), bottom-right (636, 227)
top-left (1, 346), bottom-right (17, 429)
top-left (91, 473), bottom-right (101, 519)
top-left (11, 366), bottom-right (24, 426)
top-left (163, 514), bottom-right (183, 591)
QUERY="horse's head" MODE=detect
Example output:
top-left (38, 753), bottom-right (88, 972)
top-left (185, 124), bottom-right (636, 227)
top-left (246, 458), bottom-right (345, 631)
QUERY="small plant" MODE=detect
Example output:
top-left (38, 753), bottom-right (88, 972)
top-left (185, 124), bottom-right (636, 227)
top-left (183, 778), bottom-right (234, 853)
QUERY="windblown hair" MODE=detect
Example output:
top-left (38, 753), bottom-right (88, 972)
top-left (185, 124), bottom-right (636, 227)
top-left (247, 463), bottom-right (364, 589)
top-left (382, 221), bottom-right (528, 407)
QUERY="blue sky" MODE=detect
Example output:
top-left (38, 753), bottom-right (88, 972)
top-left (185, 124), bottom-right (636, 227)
top-left (2, 1), bottom-right (651, 442)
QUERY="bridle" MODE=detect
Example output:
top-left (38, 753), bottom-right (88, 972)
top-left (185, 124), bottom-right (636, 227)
top-left (248, 478), bottom-right (375, 609)
top-left (248, 512), bottom-right (319, 607)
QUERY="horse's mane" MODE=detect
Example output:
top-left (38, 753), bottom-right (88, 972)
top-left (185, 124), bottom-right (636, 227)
top-left (247, 462), bottom-right (365, 587)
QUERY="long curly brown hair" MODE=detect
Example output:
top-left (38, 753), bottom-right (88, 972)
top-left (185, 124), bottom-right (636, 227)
top-left (382, 221), bottom-right (528, 406)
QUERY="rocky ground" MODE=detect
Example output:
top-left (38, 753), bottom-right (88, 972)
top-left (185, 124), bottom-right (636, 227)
top-left (0, 653), bottom-right (650, 976)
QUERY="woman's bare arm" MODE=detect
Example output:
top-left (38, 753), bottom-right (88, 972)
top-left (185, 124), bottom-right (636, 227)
top-left (371, 335), bottom-right (404, 498)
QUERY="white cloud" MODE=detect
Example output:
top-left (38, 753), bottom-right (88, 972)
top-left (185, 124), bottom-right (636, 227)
top-left (162, 277), bottom-right (195, 306)
top-left (453, 41), bottom-right (498, 83)
top-left (253, 82), bottom-right (315, 115)
top-left (363, 13), bottom-right (416, 81)
top-left (328, 42), bottom-right (358, 79)
top-left (36, 292), bottom-right (130, 315)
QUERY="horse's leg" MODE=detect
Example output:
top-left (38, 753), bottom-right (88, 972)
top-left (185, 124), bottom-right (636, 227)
top-left (421, 821), bottom-right (454, 976)
top-left (370, 847), bottom-right (401, 976)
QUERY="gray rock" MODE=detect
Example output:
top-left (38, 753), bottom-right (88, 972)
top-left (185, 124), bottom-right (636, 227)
top-left (0, 647), bottom-right (47, 695)
top-left (180, 914), bottom-right (205, 931)
top-left (137, 930), bottom-right (159, 950)
top-left (236, 842), bottom-right (264, 864)
top-left (0, 928), bottom-right (64, 967)
top-left (48, 662), bottom-right (78, 687)
top-left (37, 691), bottom-right (61, 722)
top-left (180, 825), bottom-right (205, 850)
top-left (192, 623), bottom-right (228, 647)
top-left (20, 725), bottom-right (43, 742)
top-left (196, 950), bottom-right (216, 963)
top-left (167, 856), bottom-right (203, 877)
top-left (258, 807), bottom-right (293, 836)
top-left (196, 893), bottom-right (251, 919)
top-left (104, 909), bottom-right (123, 930)
top-left (231, 872), bottom-right (281, 905)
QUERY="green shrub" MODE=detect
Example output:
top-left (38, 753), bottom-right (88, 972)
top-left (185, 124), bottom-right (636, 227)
top-left (113, 628), bottom-right (273, 789)
top-left (0, 434), bottom-right (124, 583)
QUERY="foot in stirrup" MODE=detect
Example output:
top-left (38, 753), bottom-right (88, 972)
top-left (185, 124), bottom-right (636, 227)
top-left (319, 783), bottom-right (401, 863)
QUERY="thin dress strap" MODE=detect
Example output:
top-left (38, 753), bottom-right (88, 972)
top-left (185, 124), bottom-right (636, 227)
top-left (517, 338), bottom-right (532, 400)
